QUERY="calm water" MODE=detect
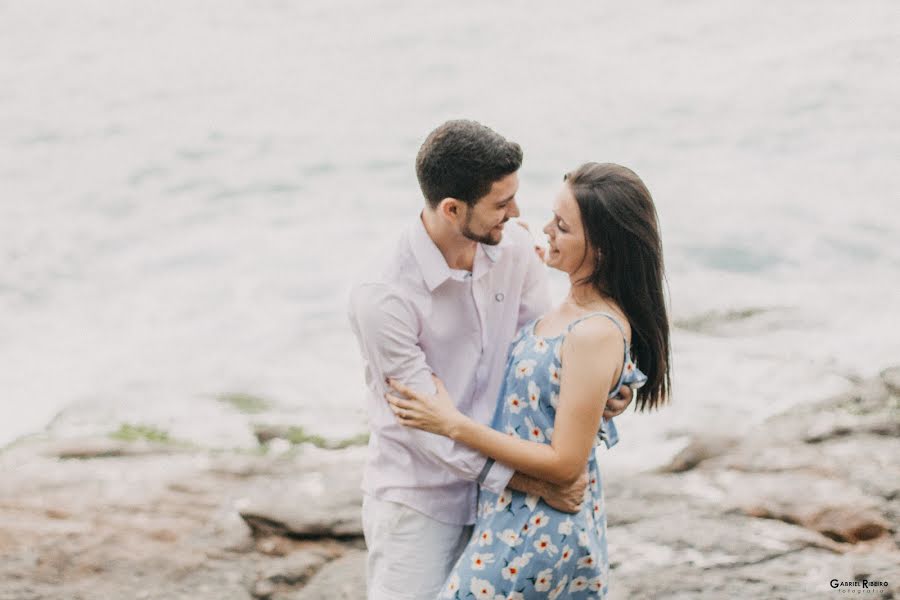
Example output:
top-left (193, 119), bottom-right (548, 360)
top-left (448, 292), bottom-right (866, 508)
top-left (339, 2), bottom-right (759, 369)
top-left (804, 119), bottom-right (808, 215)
top-left (2, 1), bottom-right (898, 470)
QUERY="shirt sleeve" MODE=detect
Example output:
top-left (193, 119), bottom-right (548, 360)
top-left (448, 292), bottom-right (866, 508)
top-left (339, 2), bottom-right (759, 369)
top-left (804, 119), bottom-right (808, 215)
top-left (348, 283), bottom-right (513, 493)
top-left (518, 243), bottom-right (552, 329)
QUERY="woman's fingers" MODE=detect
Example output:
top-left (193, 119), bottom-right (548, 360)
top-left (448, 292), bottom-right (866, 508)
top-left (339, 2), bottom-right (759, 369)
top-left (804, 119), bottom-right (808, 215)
top-left (430, 373), bottom-right (447, 394)
top-left (386, 378), bottom-right (424, 401)
top-left (385, 392), bottom-right (415, 411)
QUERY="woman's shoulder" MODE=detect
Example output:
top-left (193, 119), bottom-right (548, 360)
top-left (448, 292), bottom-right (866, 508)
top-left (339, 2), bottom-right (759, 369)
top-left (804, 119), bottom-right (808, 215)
top-left (565, 316), bottom-right (624, 348)
top-left (560, 312), bottom-right (630, 369)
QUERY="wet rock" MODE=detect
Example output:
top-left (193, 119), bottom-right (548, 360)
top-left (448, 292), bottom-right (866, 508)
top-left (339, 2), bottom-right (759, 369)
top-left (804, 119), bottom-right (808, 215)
top-left (238, 459), bottom-right (364, 539)
top-left (704, 455), bottom-right (894, 545)
top-left (281, 550), bottom-right (366, 600)
top-left (882, 366), bottom-right (900, 395)
top-left (44, 437), bottom-right (175, 459)
top-left (657, 435), bottom-right (738, 473)
top-left (258, 548), bottom-right (331, 586)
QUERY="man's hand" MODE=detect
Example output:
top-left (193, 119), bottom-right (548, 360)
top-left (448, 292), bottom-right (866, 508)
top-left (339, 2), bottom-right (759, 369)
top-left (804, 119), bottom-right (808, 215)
top-left (541, 471), bottom-right (588, 514)
top-left (604, 384), bottom-right (634, 419)
top-left (516, 220), bottom-right (547, 262)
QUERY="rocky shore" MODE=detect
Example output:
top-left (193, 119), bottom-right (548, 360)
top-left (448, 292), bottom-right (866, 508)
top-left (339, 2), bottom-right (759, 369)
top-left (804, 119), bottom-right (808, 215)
top-left (1, 368), bottom-right (898, 600)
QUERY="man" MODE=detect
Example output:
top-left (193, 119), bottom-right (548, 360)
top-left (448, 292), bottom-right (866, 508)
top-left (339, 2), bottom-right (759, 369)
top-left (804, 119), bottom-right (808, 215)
top-left (348, 120), bottom-right (631, 600)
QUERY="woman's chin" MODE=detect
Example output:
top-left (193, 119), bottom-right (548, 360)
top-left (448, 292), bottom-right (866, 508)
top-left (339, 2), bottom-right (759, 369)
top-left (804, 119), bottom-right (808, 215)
top-left (544, 257), bottom-right (563, 272)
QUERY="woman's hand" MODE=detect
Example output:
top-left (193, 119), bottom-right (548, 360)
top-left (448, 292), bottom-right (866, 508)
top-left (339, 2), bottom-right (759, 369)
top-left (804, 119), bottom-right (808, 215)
top-left (385, 375), bottom-right (465, 438)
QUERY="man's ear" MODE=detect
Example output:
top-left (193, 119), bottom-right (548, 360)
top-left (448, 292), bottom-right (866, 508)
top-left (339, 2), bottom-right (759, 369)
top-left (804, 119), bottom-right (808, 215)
top-left (438, 198), bottom-right (465, 223)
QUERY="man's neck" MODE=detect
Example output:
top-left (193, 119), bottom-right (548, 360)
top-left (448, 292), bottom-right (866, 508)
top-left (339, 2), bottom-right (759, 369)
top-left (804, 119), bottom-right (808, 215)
top-left (421, 210), bottom-right (477, 271)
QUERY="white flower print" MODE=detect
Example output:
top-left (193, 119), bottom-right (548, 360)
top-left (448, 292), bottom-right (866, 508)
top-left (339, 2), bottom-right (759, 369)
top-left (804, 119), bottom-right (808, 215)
top-left (506, 393), bottom-right (524, 414)
top-left (592, 499), bottom-right (603, 518)
top-left (589, 473), bottom-right (599, 492)
top-left (505, 424), bottom-right (518, 437)
top-left (497, 529), bottom-right (523, 547)
top-left (500, 563), bottom-right (520, 581)
top-left (569, 576), bottom-right (589, 592)
top-left (505, 593), bottom-right (525, 600)
top-left (524, 416), bottom-right (545, 443)
top-left (501, 551), bottom-right (534, 581)
top-left (533, 337), bottom-right (549, 354)
top-left (554, 545), bottom-right (574, 569)
top-left (495, 490), bottom-right (512, 511)
top-left (471, 552), bottom-right (494, 570)
top-left (548, 575), bottom-right (568, 600)
top-left (469, 577), bottom-right (495, 600)
top-left (515, 359), bottom-right (536, 378)
top-left (527, 381), bottom-right (541, 410)
top-left (548, 364), bottom-right (560, 386)
top-left (545, 427), bottom-right (553, 442)
top-left (477, 529), bottom-right (493, 546)
top-left (534, 568), bottom-right (553, 592)
top-left (550, 391), bottom-right (559, 409)
top-left (558, 518), bottom-right (574, 536)
top-left (588, 576), bottom-right (604, 592)
top-left (533, 534), bottom-right (559, 555)
top-left (480, 501), bottom-right (495, 517)
top-left (512, 339), bottom-right (526, 356)
top-left (524, 494), bottom-right (539, 511)
top-left (442, 573), bottom-right (460, 598)
top-left (528, 511), bottom-right (549, 532)
top-left (578, 530), bottom-right (590, 547)
top-left (553, 341), bottom-right (562, 359)
top-left (577, 554), bottom-right (597, 570)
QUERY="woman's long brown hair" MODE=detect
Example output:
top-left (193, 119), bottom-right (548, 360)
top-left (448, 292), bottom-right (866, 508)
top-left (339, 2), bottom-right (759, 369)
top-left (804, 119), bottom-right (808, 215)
top-left (565, 162), bottom-right (671, 411)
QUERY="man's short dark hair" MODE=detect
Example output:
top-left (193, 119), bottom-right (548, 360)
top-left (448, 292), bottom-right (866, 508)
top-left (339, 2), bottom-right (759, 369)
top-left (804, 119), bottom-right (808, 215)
top-left (415, 120), bottom-right (523, 209)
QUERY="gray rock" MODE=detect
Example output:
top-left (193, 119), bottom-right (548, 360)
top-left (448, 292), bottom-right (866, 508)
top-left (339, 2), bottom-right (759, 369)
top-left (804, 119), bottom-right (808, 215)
top-left (258, 548), bottom-right (331, 586)
top-left (657, 435), bottom-right (738, 473)
top-left (239, 459), bottom-right (364, 539)
top-left (281, 550), bottom-right (366, 600)
top-left (882, 366), bottom-right (900, 396)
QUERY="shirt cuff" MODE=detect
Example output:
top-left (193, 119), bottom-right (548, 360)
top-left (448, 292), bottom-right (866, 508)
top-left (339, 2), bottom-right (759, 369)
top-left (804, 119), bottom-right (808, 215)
top-left (477, 458), bottom-right (514, 494)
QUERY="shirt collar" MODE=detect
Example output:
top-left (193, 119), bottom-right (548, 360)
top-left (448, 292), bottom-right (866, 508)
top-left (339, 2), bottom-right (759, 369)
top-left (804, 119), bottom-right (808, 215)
top-left (410, 214), bottom-right (503, 291)
top-left (410, 215), bottom-right (453, 291)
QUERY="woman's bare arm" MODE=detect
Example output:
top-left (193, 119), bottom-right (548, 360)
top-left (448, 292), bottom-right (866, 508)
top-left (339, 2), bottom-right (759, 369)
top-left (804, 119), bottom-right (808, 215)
top-left (387, 319), bottom-right (623, 486)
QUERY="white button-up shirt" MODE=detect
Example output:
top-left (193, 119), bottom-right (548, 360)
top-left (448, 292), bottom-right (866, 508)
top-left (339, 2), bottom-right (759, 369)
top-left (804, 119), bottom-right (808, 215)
top-left (348, 215), bottom-right (551, 525)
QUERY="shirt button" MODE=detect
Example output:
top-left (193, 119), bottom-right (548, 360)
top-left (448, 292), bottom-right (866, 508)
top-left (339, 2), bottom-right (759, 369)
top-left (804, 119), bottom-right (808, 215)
top-left (495, 293), bottom-right (504, 302)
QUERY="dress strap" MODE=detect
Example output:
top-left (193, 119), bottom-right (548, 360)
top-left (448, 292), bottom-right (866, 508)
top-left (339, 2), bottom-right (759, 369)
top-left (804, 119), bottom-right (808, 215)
top-left (565, 311), bottom-right (628, 346)
top-left (566, 311), bottom-right (631, 396)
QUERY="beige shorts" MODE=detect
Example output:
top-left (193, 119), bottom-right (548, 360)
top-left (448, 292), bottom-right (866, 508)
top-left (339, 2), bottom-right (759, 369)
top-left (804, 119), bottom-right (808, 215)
top-left (362, 494), bottom-right (473, 600)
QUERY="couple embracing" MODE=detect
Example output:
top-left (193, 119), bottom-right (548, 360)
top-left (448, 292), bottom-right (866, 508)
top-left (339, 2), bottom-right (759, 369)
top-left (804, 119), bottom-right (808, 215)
top-left (349, 120), bottom-right (671, 599)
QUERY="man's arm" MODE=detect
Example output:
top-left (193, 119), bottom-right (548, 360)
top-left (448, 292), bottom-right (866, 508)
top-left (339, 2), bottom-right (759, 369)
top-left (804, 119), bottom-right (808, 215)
top-left (348, 283), bottom-right (513, 494)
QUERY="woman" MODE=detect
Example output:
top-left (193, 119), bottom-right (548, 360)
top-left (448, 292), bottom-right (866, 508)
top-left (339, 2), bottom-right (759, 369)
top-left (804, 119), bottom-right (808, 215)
top-left (386, 162), bottom-right (671, 599)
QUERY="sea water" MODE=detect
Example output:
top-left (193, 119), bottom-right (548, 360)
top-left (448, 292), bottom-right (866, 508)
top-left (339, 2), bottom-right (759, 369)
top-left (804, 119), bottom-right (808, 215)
top-left (1, 1), bottom-right (898, 471)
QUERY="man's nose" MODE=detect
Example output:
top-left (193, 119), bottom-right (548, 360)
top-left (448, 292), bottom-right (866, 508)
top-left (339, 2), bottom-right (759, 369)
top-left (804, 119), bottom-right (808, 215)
top-left (507, 200), bottom-right (521, 219)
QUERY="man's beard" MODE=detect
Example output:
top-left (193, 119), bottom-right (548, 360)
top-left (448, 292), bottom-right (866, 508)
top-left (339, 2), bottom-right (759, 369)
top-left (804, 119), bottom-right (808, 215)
top-left (461, 212), bottom-right (504, 246)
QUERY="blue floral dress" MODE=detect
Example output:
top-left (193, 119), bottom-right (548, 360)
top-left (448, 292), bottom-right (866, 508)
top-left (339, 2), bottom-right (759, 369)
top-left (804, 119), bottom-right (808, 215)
top-left (440, 312), bottom-right (647, 600)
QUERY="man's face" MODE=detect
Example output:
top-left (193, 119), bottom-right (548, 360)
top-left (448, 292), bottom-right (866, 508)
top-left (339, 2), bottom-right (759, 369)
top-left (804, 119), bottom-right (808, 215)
top-left (460, 173), bottom-right (521, 246)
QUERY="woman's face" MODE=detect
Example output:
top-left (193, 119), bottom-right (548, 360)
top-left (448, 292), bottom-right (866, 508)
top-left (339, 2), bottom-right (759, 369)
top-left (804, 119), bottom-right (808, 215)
top-left (542, 184), bottom-right (595, 277)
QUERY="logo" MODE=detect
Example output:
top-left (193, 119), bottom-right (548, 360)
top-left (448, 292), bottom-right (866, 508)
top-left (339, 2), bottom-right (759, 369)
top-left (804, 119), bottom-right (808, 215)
top-left (830, 578), bottom-right (891, 595)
